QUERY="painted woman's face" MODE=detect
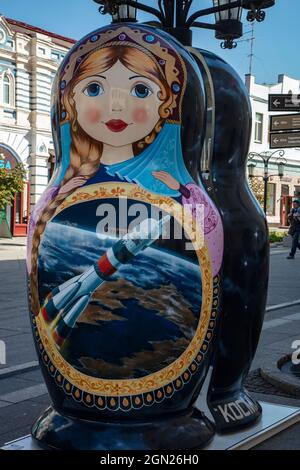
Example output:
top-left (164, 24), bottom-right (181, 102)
top-left (73, 61), bottom-right (162, 148)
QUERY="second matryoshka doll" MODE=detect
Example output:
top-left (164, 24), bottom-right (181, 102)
top-left (27, 24), bottom-right (224, 450)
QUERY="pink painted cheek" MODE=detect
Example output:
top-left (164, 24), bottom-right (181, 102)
top-left (85, 108), bottom-right (102, 124)
top-left (132, 107), bottom-right (148, 124)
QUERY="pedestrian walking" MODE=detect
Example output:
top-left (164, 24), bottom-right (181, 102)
top-left (287, 199), bottom-right (300, 259)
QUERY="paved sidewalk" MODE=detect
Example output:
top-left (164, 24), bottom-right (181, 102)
top-left (0, 238), bottom-right (37, 371)
top-left (0, 238), bottom-right (300, 449)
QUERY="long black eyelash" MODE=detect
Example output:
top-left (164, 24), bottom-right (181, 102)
top-left (132, 83), bottom-right (153, 95)
top-left (82, 82), bottom-right (103, 93)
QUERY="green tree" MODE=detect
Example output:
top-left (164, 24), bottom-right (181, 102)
top-left (248, 176), bottom-right (264, 208)
top-left (0, 163), bottom-right (27, 211)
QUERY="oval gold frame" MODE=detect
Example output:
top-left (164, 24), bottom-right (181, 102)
top-left (35, 182), bottom-right (213, 396)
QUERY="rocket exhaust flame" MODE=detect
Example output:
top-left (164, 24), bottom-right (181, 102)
top-left (40, 216), bottom-right (171, 347)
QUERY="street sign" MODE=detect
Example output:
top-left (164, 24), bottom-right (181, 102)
top-left (268, 94), bottom-right (300, 112)
top-left (270, 113), bottom-right (300, 132)
top-left (270, 132), bottom-right (300, 149)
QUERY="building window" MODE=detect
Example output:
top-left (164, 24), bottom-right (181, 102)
top-left (281, 184), bottom-right (290, 197)
top-left (6, 39), bottom-right (14, 48)
top-left (51, 51), bottom-right (65, 62)
top-left (3, 75), bottom-right (10, 104)
top-left (51, 51), bottom-right (60, 61)
top-left (2, 72), bottom-right (14, 107)
top-left (38, 47), bottom-right (46, 55)
top-left (255, 113), bottom-right (263, 143)
top-left (294, 186), bottom-right (300, 198)
top-left (267, 183), bottom-right (276, 216)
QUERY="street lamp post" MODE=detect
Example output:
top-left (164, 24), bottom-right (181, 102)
top-left (248, 150), bottom-right (287, 214)
top-left (93, 0), bottom-right (275, 47)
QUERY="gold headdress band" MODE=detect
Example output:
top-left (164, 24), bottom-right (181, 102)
top-left (59, 25), bottom-right (187, 123)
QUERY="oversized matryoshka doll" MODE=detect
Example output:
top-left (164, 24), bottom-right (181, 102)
top-left (27, 24), bottom-right (224, 450)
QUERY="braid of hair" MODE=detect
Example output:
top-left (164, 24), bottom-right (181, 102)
top-left (30, 186), bottom-right (74, 315)
top-left (30, 137), bottom-right (102, 316)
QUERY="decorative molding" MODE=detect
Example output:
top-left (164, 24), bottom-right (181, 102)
top-left (0, 130), bottom-right (30, 161)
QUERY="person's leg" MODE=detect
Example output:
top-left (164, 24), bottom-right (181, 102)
top-left (290, 231), bottom-right (300, 257)
top-left (297, 231), bottom-right (300, 250)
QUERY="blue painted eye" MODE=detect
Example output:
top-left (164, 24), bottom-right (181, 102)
top-left (83, 83), bottom-right (103, 97)
top-left (131, 83), bottom-right (152, 99)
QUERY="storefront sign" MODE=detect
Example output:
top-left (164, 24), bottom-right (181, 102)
top-left (269, 176), bottom-right (292, 182)
top-left (0, 159), bottom-right (13, 170)
top-left (0, 147), bottom-right (18, 171)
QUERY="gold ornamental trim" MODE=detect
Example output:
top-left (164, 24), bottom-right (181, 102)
top-left (36, 182), bottom-right (213, 396)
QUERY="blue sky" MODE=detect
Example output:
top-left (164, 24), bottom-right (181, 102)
top-left (0, 0), bottom-right (298, 84)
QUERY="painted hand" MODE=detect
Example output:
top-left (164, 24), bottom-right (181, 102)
top-left (152, 171), bottom-right (180, 190)
top-left (58, 176), bottom-right (88, 194)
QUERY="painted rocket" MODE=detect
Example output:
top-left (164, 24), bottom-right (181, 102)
top-left (41, 216), bottom-right (171, 346)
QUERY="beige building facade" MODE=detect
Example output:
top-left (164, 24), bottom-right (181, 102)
top-left (0, 16), bottom-right (74, 236)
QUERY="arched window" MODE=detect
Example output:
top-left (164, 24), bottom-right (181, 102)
top-left (2, 72), bottom-right (14, 107)
top-left (3, 75), bottom-right (10, 105)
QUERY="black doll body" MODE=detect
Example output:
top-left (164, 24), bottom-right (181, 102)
top-left (191, 48), bottom-right (269, 431)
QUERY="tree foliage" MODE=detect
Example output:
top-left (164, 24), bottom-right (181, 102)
top-left (0, 163), bottom-right (27, 211)
top-left (248, 177), bottom-right (264, 208)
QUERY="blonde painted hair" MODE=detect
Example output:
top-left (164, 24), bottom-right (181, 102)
top-left (30, 45), bottom-right (174, 314)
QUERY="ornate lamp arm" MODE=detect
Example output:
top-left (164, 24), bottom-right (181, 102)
top-left (186, 0), bottom-right (243, 28)
top-left (248, 149), bottom-right (285, 163)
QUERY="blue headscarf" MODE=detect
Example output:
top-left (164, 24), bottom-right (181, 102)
top-left (53, 122), bottom-right (193, 197)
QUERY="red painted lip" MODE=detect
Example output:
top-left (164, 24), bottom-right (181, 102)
top-left (105, 119), bottom-right (128, 132)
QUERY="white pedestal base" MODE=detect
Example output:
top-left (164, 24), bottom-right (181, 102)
top-left (206, 401), bottom-right (300, 450)
top-left (2, 401), bottom-right (300, 450)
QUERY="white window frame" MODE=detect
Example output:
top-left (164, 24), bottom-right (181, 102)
top-left (51, 51), bottom-right (60, 61)
top-left (6, 39), bottom-right (14, 49)
top-left (254, 112), bottom-right (263, 144)
top-left (1, 70), bottom-right (15, 108)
